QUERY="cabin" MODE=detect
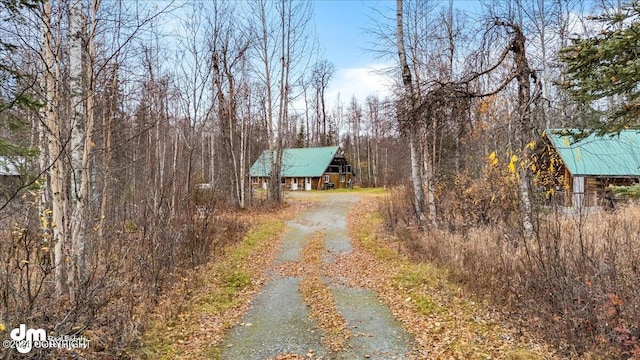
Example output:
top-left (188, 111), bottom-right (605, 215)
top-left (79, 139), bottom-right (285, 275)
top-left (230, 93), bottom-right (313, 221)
top-left (249, 146), bottom-right (354, 190)
top-left (0, 156), bottom-right (25, 200)
top-left (545, 129), bottom-right (640, 207)
top-left (0, 156), bottom-right (22, 177)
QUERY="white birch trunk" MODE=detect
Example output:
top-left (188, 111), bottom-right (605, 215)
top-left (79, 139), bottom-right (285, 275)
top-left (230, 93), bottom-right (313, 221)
top-left (397, 0), bottom-right (427, 226)
top-left (69, 0), bottom-right (99, 297)
top-left (43, 1), bottom-right (67, 297)
top-left (67, 0), bottom-right (84, 299)
top-left (409, 132), bottom-right (426, 224)
top-left (422, 130), bottom-right (437, 225)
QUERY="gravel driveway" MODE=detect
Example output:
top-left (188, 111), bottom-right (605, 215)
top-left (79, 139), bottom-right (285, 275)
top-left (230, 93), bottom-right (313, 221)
top-left (221, 192), bottom-right (415, 359)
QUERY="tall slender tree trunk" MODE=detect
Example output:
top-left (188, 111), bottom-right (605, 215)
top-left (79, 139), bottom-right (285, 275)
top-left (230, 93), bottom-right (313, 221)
top-left (423, 128), bottom-right (437, 224)
top-left (274, 0), bottom-right (290, 204)
top-left (171, 132), bottom-right (179, 216)
top-left (507, 21), bottom-right (536, 238)
top-left (396, 0), bottom-right (429, 226)
top-left (409, 132), bottom-right (426, 224)
top-left (98, 61), bottom-right (117, 246)
top-left (43, 0), bottom-right (67, 297)
top-left (68, 0), bottom-right (89, 300)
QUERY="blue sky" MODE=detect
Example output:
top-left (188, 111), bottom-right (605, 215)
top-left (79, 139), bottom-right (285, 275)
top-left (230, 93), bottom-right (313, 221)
top-left (312, 0), bottom-right (395, 106)
top-left (311, 0), bottom-right (484, 106)
top-left (313, 0), bottom-right (391, 70)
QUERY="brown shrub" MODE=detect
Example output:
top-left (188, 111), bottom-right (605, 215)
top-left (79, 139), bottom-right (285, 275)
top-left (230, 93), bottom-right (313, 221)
top-left (380, 186), bottom-right (640, 358)
top-left (0, 192), bottom-right (250, 359)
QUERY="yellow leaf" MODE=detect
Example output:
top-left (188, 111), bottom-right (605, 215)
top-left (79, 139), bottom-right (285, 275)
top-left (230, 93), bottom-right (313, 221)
top-left (508, 155), bottom-right (518, 174)
top-left (526, 140), bottom-right (536, 150)
top-left (488, 151), bottom-right (498, 166)
top-left (0, 323), bottom-right (5, 332)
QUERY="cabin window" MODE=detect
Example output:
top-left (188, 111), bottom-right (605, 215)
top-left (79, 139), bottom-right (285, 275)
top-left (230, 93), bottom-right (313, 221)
top-left (345, 165), bottom-right (351, 173)
top-left (340, 174), bottom-right (345, 182)
top-left (292, 178), bottom-right (297, 184)
top-left (281, 177), bottom-right (286, 184)
top-left (327, 165), bottom-right (339, 173)
top-left (252, 177), bottom-right (258, 184)
top-left (324, 175), bottom-right (330, 183)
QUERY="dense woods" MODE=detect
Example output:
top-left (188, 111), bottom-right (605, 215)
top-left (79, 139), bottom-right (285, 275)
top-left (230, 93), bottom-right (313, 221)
top-left (1, 0), bottom-right (640, 358)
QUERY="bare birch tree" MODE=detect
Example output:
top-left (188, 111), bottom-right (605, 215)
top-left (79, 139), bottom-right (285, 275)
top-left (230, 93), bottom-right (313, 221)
top-left (252, 0), bottom-right (312, 203)
top-left (41, 0), bottom-right (67, 297)
top-left (310, 59), bottom-right (334, 146)
top-left (210, 0), bottom-right (252, 208)
top-left (396, 0), bottom-right (428, 226)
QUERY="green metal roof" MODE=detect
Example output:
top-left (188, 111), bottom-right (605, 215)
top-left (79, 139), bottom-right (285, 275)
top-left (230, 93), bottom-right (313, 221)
top-left (249, 146), bottom-right (340, 177)
top-left (546, 129), bottom-right (640, 176)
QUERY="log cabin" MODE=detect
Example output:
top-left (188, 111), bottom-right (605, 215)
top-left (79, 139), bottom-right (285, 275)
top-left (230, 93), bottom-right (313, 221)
top-left (249, 146), bottom-right (354, 190)
top-left (545, 129), bottom-right (640, 207)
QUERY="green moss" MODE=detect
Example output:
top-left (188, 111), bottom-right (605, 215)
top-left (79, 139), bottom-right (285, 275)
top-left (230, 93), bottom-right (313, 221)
top-left (231, 220), bottom-right (283, 263)
top-left (139, 332), bottom-right (179, 359)
top-left (331, 187), bottom-right (388, 194)
top-left (412, 294), bottom-right (440, 315)
top-left (392, 263), bottom-right (446, 290)
top-left (222, 270), bottom-right (252, 289)
top-left (203, 344), bottom-right (222, 359)
top-left (504, 349), bottom-right (544, 360)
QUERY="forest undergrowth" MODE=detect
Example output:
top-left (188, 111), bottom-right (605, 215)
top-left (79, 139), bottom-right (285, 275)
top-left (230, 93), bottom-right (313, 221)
top-left (0, 191), bottom-right (300, 359)
top-left (380, 186), bottom-right (640, 359)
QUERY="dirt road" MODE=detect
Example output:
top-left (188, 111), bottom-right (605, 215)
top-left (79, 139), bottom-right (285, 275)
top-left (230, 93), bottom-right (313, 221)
top-left (220, 192), bottom-right (415, 359)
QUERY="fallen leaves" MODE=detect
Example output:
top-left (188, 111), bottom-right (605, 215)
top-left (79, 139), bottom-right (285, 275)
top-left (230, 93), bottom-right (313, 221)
top-left (324, 195), bottom-right (559, 359)
top-left (135, 203), bottom-right (308, 359)
top-left (267, 354), bottom-right (306, 360)
top-left (297, 231), bottom-right (352, 351)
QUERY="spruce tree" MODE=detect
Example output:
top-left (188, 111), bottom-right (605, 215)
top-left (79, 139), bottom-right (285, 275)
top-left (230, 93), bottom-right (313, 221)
top-left (559, 2), bottom-right (640, 135)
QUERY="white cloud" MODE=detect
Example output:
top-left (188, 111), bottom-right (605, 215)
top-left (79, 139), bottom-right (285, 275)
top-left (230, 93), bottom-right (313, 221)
top-left (289, 63), bottom-right (396, 119)
top-left (326, 64), bottom-right (396, 107)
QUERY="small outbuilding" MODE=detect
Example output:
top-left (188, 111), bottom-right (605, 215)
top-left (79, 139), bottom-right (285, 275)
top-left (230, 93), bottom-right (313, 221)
top-left (249, 146), bottom-right (354, 190)
top-left (0, 156), bottom-right (23, 177)
top-left (545, 129), bottom-right (640, 207)
top-left (0, 156), bottom-right (26, 200)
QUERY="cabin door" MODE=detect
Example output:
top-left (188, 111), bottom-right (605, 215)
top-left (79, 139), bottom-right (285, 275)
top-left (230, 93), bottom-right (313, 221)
top-left (291, 177), bottom-right (298, 191)
top-left (305, 177), bottom-right (312, 191)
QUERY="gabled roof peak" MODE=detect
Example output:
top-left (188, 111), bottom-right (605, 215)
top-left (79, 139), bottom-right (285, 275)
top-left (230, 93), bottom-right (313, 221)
top-left (249, 146), bottom-right (341, 177)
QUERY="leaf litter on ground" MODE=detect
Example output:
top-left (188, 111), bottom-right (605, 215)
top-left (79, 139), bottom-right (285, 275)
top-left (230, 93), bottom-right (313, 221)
top-left (322, 195), bottom-right (559, 360)
top-left (134, 201), bottom-right (311, 359)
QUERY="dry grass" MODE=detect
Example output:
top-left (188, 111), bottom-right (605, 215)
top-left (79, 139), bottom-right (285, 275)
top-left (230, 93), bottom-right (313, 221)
top-left (380, 187), bottom-right (640, 358)
top-left (334, 196), bottom-right (556, 359)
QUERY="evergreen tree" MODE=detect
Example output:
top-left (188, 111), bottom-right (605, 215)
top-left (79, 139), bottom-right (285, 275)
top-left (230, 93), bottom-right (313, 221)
top-left (295, 123), bottom-right (306, 148)
top-left (559, 2), bottom-right (640, 135)
top-left (0, 0), bottom-right (42, 156)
